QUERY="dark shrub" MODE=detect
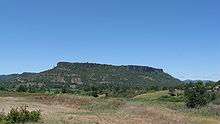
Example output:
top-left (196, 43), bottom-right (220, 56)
top-left (184, 82), bottom-right (216, 108)
top-left (0, 86), bottom-right (6, 91)
top-left (0, 112), bottom-right (6, 122)
top-left (16, 85), bottom-right (28, 92)
top-left (29, 110), bottom-right (41, 122)
top-left (168, 88), bottom-right (176, 96)
top-left (87, 91), bottom-right (98, 97)
top-left (6, 107), bottom-right (20, 123)
top-left (0, 106), bottom-right (41, 124)
top-left (212, 94), bottom-right (220, 105)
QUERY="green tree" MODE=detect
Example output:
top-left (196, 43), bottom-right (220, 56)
top-left (16, 85), bottom-right (28, 92)
top-left (184, 82), bottom-right (215, 108)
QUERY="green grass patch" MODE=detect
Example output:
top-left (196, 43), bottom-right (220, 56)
top-left (81, 98), bottom-right (126, 113)
top-left (131, 90), bottom-right (220, 118)
top-left (65, 111), bottom-right (95, 116)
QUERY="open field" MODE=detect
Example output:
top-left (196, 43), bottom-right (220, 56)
top-left (0, 91), bottom-right (220, 124)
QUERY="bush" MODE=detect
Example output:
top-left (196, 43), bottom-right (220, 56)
top-left (87, 91), bottom-right (98, 97)
top-left (0, 112), bottom-right (6, 122)
top-left (29, 111), bottom-right (41, 122)
top-left (16, 85), bottom-right (28, 92)
top-left (184, 82), bottom-right (216, 108)
top-left (212, 94), bottom-right (220, 105)
top-left (0, 86), bottom-right (6, 91)
top-left (0, 106), bottom-right (41, 124)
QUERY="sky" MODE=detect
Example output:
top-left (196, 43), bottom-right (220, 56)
top-left (0, 0), bottom-right (220, 81)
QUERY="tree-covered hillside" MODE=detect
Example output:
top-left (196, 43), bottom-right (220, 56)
top-left (0, 62), bottom-right (181, 97)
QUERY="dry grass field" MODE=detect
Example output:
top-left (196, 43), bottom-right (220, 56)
top-left (0, 92), bottom-right (219, 124)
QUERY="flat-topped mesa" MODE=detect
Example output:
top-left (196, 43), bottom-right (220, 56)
top-left (0, 62), bottom-right (180, 89)
top-left (57, 62), bottom-right (163, 73)
top-left (126, 65), bottom-right (163, 73)
top-left (57, 62), bottom-right (74, 68)
top-left (57, 62), bottom-right (111, 68)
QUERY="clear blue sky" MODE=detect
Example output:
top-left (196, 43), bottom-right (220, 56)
top-left (0, 0), bottom-right (219, 81)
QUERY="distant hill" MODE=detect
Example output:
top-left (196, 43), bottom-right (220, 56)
top-left (183, 80), bottom-right (215, 84)
top-left (1, 62), bottom-right (181, 87)
top-left (0, 74), bottom-right (20, 81)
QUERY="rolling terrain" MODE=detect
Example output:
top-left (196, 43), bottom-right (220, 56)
top-left (0, 62), bottom-right (219, 124)
top-left (0, 91), bottom-right (219, 124)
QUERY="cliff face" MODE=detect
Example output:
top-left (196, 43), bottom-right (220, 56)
top-left (126, 65), bottom-right (163, 73)
top-left (57, 62), bottom-right (163, 73)
top-left (1, 62), bottom-right (181, 88)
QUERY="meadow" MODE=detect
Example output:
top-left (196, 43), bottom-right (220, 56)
top-left (0, 91), bottom-right (219, 124)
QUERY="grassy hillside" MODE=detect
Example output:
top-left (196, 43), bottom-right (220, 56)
top-left (132, 91), bottom-right (220, 124)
